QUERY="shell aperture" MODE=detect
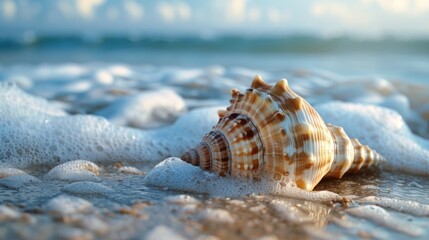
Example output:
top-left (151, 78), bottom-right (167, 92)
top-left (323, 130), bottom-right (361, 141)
top-left (181, 75), bottom-right (383, 191)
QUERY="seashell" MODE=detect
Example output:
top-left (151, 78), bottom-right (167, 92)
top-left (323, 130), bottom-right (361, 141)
top-left (181, 75), bottom-right (383, 191)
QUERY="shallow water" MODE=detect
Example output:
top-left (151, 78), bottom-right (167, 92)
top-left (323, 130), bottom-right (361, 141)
top-left (1, 63), bottom-right (429, 239)
top-left (1, 162), bottom-right (429, 239)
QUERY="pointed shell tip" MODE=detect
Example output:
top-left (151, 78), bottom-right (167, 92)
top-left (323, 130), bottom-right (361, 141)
top-left (274, 79), bottom-right (289, 91)
top-left (218, 109), bottom-right (228, 118)
top-left (251, 75), bottom-right (267, 89)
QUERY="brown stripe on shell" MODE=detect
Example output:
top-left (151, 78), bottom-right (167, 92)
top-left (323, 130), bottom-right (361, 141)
top-left (196, 142), bottom-right (210, 167)
top-left (348, 138), bottom-right (366, 173)
top-left (202, 131), bottom-right (231, 176)
top-left (326, 124), bottom-right (354, 178)
top-left (189, 148), bottom-right (200, 166)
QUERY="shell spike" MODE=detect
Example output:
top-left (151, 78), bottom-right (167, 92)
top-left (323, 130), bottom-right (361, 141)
top-left (218, 109), bottom-right (228, 118)
top-left (273, 79), bottom-right (289, 92)
top-left (231, 88), bottom-right (241, 98)
top-left (251, 75), bottom-right (271, 90)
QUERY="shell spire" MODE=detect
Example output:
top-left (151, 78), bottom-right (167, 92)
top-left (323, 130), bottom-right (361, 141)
top-left (181, 75), bottom-right (383, 191)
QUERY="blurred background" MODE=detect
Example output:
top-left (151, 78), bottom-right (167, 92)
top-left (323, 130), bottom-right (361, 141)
top-left (0, 0), bottom-right (428, 81)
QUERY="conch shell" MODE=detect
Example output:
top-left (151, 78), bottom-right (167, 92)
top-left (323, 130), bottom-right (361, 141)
top-left (181, 75), bottom-right (383, 191)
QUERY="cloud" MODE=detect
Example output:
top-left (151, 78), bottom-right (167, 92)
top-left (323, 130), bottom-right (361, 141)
top-left (176, 2), bottom-right (191, 20)
top-left (158, 2), bottom-right (175, 22)
top-left (267, 8), bottom-right (281, 23)
top-left (376, 0), bottom-right (429, 15)
top-left (124, 0), bottom-right (144, 20)
top-left (75, 0), bottom-right (105, 19)
top-left (2, 0), bottom-right (16, 20)
top-left (157, 2), bottom-right (192, 23)
top-left (311, 2), bottom-right (369, 25)
top-left (226, 0), bottom-right (246, 22)
top-left (360, 0), bottom-right (429, 14)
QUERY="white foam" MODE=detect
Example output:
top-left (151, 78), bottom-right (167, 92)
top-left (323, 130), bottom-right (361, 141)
top-left (77, 215), bottom-right (109, 235)
top-left (271, 200), bottom-right (310, 222)
top-left (44, 195), bottom-right (93, 215)
top-left (0, 83), bottom-right (219, 167)
top-left (117, 166), bottom-right (143, 175)
top-left (45, 160), bottom-right (100, 182)
top-left (164, 195), bottom-right (200, 205)
top-left (356, 196), bottom-right (429, 216)
top-left (347, 205), bottom-right (423, 236)
top-left (95, 89), bottom-right (187, 129)
top-left (316, 102), bottom-right (429, 175)
top-left (4, 75), bottom-right (33, 89)
top-left (162, 68), bottom-right (204, 85)
top-left (0, 167), bottom-right (27, 178)
top-left (146, 158), bottom-right (343, 201)
top-left (198, 208), bottom-right (235, 223)
top-left (62, 181), bottom-right (114, 194)
top-left (145, 225), bottom-right (186, 240)
top-left (94, 70), bottom-right (114, 85)
top-left (32, 64), bottom-right (88, 80)
top-left (0, 205), bottom-right (21, 221)
top-left (0, 174), bottom-right (41, 189)
top-left (0, 83), bottom-right (66, 117)
top-left (145, 106), bottom-right (221, 158)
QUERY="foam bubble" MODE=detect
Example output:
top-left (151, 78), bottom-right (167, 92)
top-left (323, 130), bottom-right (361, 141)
top-left (44, 195), bottom-right (93, 215)
top-left (107, 65), bottom-right (133, 78)
top-left (271, 200), bottom-right (310, 222)
top-left (0, 83), bottom-right (66, 117)
top-left (0, 205), bottom-right (21, 221)
top-left (198, 208), bottom-right (235, 223)
top-left (0, 167), bottom-right (40, 189)
top-left (45, 160), bottom-right (100, 182)
top-left (95, 89), bottom-right (186, 129)
top-left (94, 70), bottom-right (114, 85)
top-left (117, 166), bottom-right (143, 175)
top-left (0, 167), bottom-right (27, 178)
top-left (4, 75), bottom-right (33, 89)
top-left (32, 64), bottom-right (88, 80)
top-left (146, 158), bottom-right (343, 201)
top-left (347, 205), bottom-right (423, 236)
top-left (76, 215), bottom-right (109, 235)
top-left (357, 196), bottom-right (429, 216)
top-left (164, 195), bottom-right (200, 205)
top-left (145, 225), bottom-right (186, 240)
top-left (0, 174), bottom-right (41, 189)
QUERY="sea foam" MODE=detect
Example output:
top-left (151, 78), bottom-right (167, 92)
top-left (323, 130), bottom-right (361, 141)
top-left (145, 157), bottom-right (343, 200)
top-left (45, 160), bottom-right (100, 182)
top-left (0, 84), bottom-right (217, 168)
top-left (95, 89), bottom-right (186, 128)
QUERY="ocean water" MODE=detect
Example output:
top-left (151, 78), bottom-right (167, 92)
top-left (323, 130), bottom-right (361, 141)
top-left (0, 36), bottom-right (429, 239)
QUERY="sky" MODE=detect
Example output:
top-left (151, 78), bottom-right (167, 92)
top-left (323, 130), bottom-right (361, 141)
top-left (1, 0), bottom-right (429, 39)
